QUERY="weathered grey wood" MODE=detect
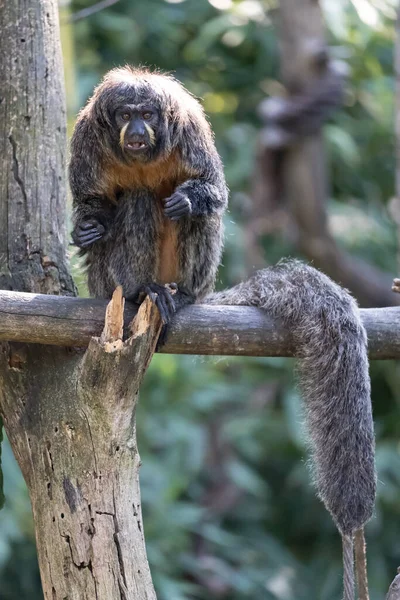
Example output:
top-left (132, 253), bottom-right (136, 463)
top-left (0, 0), bottom-right (75, 296)
top-left (0, 292), bottom-right (159, 600)
top-left (387, 571), bottom-right (400, 600)
top-left (0, 1), bottom-right (158, 599)
top-left (0, 290), bottom-right (397, 359)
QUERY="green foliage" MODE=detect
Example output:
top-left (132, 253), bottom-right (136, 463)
top-left (1, 1), bottom-right (400, 599)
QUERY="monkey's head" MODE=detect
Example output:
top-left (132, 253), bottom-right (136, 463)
top-left (86, 66), bottom-right (206, 164)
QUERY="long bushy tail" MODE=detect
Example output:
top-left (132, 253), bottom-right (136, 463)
top-left (205, 260), bottom-right (376, 537)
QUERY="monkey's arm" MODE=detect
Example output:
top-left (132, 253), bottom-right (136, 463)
top-left (69, 118), bottom-right (115, 248)
top-left (164, 168), bottom-right (227, 219)
top-left (165, 124), bottom-right (228, 220)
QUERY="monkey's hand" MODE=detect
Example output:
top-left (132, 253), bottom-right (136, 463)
top-left (71, 217), bottom-right (107, 248)
top-left (127, 283), bottom-right (176, 325)
top-left (164, 191), bottom-right (192, 221)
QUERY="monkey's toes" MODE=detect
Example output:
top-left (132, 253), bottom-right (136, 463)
top-left (153, 288), bottom-right (176, 324)
top-left (128, 283), bottom-right (176, 324)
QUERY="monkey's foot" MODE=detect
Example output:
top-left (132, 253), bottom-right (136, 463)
top-left (71, 217), bottom-right (106, 248)
top-left (127, 283), bottom-right (176, 325)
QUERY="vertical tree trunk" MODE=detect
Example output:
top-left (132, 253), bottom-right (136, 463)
top-left (0, 2), bottom-right (158, 598)
top-left (276, 0), bottom-right (329, 254)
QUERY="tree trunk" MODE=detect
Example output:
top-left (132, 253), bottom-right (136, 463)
top-left (0, 1), bottom-right (157, 598)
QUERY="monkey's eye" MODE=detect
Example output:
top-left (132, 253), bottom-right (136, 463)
top-left (142, 112), bottom-right (152, 120)
top-left (121, 112), bottom-right (130, 121)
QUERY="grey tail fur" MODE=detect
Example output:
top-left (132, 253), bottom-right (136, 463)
top-left (205, 259), bottom-right (376, 536)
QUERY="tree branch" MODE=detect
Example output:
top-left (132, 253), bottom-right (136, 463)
top-left (0, 290), bottom-right (397, 359)
top-left (65, 0), bottom-right (120, 23)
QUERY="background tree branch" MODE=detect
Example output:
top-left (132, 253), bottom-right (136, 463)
top-left (253, 0), bottom-right (399, 308)
top-left (65, 0), bottom-right (120, 23)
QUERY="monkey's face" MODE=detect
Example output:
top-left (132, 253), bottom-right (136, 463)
top-left (92, 72), bottom-right (183, 163)
top-left (115, 103), bottom-right (159, 161)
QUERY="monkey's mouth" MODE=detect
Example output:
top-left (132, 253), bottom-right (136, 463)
top-left (125, 141), bottom-right (147, 152)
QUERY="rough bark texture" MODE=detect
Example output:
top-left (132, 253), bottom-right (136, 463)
top-left (0, 0), bottom-right (75, 296)
top-left (387, 571), bottom-right (400, 600)
top-left (0, 1), bottom-right (158, 598)
top-left (0, 290), bottom-right (398, 359)
top-left (0, 293), bottom-right (159, 599)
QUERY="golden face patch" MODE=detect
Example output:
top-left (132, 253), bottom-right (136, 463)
top-left (119, 122), bottom-right (129, 148)
top-left (144, 122), bottom-right (155, 146)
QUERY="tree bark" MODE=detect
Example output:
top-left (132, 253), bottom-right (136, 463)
top-left (0, 1), bottom-right (158, 598)
top-left (0, 290), bottom-right (397, 359)
top-left (0, 0), bottom-right (75, 296)
top-left (387, 570), bottom-right (400, 600)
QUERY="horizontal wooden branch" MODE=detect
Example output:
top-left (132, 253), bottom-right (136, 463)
top-left (0, 290), bottom-right (398, 359)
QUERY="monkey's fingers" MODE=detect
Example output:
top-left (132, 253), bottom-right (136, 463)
top-left (80, 219), bottom-right (103, 230)
top-left (164, 197), bottom-right (190, 209)
top-left (72, 219), bottom-right (106, 248)
top-left (164, 194), bottom-right (185, 208)
top-left (165, 205), bottom-right (191, 219)
top-left (72, 234), bottom-right (102, 247)
top-left (163, 289), bottom-right (176, 315)
top-left (155, 293), bottom-right (171, 324)
top-left (79, 236), bottom-right (103, 248)
top-left (164, 194), bottom-right (191, 219)
top-left (130, 284), bottom-right (175, 323)
top-left (142, 286), bottom-right (157, 305)
top-left (75, 230), bottom-right (104, 248)
top-left (141, 286), bottom-right (170, 323)
top-left (153, 287), bottom-right (176, 323)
